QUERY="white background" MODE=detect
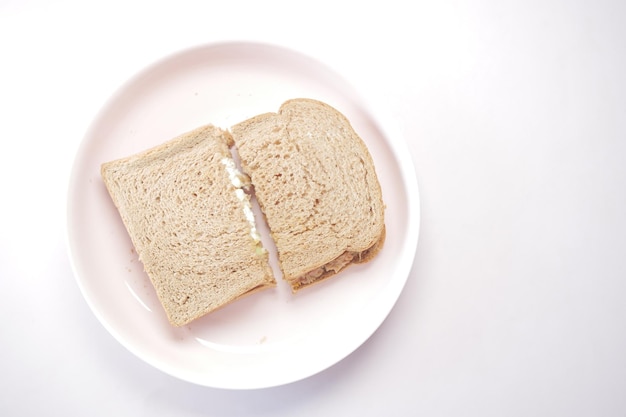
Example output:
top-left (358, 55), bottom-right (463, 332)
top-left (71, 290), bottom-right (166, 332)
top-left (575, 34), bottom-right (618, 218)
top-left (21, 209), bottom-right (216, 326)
top-left (2, 0), bottom-right (626, 415)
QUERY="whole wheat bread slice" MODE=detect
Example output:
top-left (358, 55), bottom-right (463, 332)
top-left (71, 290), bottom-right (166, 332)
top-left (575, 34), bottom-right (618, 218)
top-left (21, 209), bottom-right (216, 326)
top-left (101, 125), bottom-right (276, 326)
top-left (231, 98), bottom-right (386, 291)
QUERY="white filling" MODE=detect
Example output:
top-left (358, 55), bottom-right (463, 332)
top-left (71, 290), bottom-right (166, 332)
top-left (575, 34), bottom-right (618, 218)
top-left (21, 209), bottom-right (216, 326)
top-left (221, 157), bottom-right (261, 243)
top-left (221, 157), bottom-right (249, 189)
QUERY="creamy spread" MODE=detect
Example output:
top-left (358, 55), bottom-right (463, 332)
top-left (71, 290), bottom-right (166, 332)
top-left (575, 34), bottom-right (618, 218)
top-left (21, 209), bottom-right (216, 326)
top-left (220, 157), bottom-right (262, 246)
top-left (243, 205), bottom-right (261, 242)
top-left (221, 157), bottom-right (250, 189)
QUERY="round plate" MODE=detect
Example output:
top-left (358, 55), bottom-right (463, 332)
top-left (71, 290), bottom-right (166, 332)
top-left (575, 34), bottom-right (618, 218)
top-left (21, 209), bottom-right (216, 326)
top-left (66, 41), bottom-right (420, 389)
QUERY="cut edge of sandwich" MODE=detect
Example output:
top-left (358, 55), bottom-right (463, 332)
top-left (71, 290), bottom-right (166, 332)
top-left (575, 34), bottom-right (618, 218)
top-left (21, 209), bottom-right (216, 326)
top-left (100, 124), bottom-right (276, 327)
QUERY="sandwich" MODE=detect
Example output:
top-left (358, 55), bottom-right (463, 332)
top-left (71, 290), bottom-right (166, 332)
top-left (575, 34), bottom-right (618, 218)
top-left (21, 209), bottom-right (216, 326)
top-left (101, 98), bottom-right (385, 326)
top-left (101, 125), bottom-right (276, 326)
top-left (231, 98), bottom-right (385, 291)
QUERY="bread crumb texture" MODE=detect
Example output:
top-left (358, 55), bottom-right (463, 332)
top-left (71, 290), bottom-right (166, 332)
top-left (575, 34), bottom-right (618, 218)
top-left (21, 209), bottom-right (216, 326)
top-left (101, 125), bottom-right (275, 326)
top-left (231, 98), bottom-right (386, 291)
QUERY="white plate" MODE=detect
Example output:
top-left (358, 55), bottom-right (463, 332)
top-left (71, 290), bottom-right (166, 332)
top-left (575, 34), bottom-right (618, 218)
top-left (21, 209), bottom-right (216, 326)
top-left (66, 42), bottom-right (420, 389)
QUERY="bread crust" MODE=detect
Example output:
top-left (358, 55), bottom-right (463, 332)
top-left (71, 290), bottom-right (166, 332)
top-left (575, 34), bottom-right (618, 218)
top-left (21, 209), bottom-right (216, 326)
top-left (101, 125), bottom-right (275, 326)
top-left (231, 98), bottom-right (386, 291)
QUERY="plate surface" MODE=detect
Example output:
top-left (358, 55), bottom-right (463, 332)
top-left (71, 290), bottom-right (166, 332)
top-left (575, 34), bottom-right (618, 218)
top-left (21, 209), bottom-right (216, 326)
top-left (67, 42), bottom-right (420, 389)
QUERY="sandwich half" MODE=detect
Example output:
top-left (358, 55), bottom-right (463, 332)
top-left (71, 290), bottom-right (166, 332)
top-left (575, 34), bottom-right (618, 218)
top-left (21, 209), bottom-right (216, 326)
top-left (101, 125), bottom-right (276, 326)
top-left (231, 98), bottom-right (386, 291)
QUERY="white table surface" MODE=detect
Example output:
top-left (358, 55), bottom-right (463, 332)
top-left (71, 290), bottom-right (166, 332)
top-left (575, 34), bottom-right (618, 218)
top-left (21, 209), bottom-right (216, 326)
top-left (2, 1), bottom-right (625, 415)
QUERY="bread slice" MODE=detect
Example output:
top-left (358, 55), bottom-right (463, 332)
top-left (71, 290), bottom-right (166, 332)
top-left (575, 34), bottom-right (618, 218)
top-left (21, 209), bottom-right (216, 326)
top-left (231, 98), bottom-right (385, 291)
top-left (101, 125), bottom-right (276, 326)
